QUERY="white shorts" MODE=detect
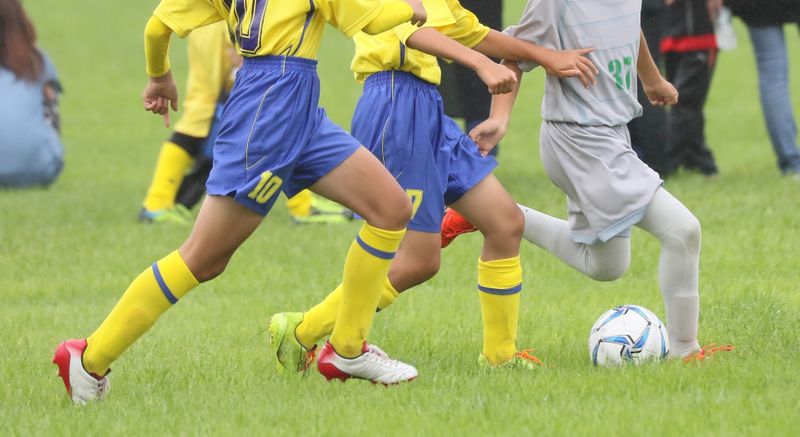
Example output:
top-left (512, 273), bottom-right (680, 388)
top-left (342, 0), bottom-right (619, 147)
top-left (539, 121), bottom-right (662, 244)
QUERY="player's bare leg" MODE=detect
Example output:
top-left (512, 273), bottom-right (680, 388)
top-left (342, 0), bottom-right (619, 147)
top-left (53, 195), bottom-right (264, 404)
top-left (304, 146), bottom-right (417, 384)
top-left (450, 175), bottom-right (539, 368)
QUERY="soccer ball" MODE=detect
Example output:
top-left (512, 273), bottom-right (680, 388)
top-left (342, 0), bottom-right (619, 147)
top-left (588, 305), bottom-right (669, 367)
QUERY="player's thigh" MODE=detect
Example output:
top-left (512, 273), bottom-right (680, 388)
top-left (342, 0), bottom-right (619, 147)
top-left (388, 230), bottom-right (441, 292)
top-left (179, 195), bottom-right (264, 281)
top-left (310, 146), bottom-right (411, 230)
top-left (450, 174), bottom-right (523, 241)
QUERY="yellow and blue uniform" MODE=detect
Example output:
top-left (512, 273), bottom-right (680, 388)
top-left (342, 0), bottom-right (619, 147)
top-left (153, 0), bottom-right (391, 216)
top-left (295, 0), bottom-right (525, 365)
top-left (350, 0), bottom-right (494, 233)
top-left (79, 0), bottom-right (417, 376)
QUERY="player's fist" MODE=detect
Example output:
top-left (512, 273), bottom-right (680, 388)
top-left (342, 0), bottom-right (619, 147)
top-left (469, 117), bottom-right (507, 156)
top-left (143, 71), bottom-right (179, 127)
top-left (403, 0), bottom-right (427, 26)
top-left (476, 59), bottom-right (517, 95)
top-left (541, 47), bottom-right (599, 88)
top-left (643, 78), bottom-right (678, 107)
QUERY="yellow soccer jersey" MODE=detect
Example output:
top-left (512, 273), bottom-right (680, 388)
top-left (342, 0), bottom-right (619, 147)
top-left (174, 21), bottom-right (236, 138)
top-left (351, 0), bottom-right (489, 85)
top-left (154, 0), bottom-right (383, 59)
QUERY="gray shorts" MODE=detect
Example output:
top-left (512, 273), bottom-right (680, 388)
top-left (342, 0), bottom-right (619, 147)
top-left (539, 121), bottom-right (662, 244)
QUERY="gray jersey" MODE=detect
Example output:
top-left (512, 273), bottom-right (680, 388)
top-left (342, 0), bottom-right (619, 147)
top-left (505, 0), bottom-right (643, 126)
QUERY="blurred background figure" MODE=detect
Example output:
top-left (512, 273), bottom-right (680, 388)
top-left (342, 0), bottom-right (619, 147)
top-left (727, 0), bottom-right (800, 177)
top-left (661, 0), bottom-right (722, 177)
top-left (629, 0), bottom-right (671, 177)
top-left (139, 22), bottom-right (351, 224)
top-left (439, 0), bottom-right (503, 156)
top-left (0, 0), bottom-right (63, 188)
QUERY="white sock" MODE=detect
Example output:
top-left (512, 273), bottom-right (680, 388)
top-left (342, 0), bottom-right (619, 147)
top-left (517, 204), bottom-right (630, 281)
top-left (636, 188), bottom-right (701, 358)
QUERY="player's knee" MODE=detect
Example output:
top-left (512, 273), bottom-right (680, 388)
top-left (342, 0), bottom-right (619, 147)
top-left (672, 214), bottom-right (701, 252)
top-left (370, 190), bottom-right (412, 230)
top-left (586, 259), bottom-right (629, 282)
top-left (478, 202), bottom-right (524, 242)
top-left (413, 256), bottom-right (440, 283)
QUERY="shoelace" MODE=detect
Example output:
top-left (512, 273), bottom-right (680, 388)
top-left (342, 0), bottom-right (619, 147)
top-left (515, 349), bottom-right (544, 366)
top-left (301, 345), bottom-right (318, 371)
top-left (683, 343), bottom-right (734, 363)
top-left (364, 350), bottom-right (402, 369)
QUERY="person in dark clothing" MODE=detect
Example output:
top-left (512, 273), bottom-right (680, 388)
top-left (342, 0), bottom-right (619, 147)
top-left (439, 0), bottom-right (503, 156)
top-left (629, 0), bottom-right (671, 176)
top-left (726, 0), bottom-right (800, 176)
top-left (661, 0), bottom-right (722, 176)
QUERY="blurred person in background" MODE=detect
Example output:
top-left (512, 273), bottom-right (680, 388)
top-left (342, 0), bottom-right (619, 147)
top-left (0, 0), bottom-right (63, 188)
top-left (629, 0), bottom-right (671, 177)
top-left (727, 0), bottom-right (800, 177)
top-left (661, 0), bottom-right (722, 177)
top-left (139, 22), bottom-right (351, 224)
top-left (438, 0), bottom-right (503, 156)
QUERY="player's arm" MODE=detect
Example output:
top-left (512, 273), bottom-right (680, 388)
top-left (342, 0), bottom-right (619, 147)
top-left (362, 0), bottom-right (426, 34)
top-left (405, 28), bottom-right (516, 94)
top-left (636, 30), bottom-right (678, 107)
top-left (469, 61), bottom-right (523, 156)
top-left (143, 16), bottom-right (179, 126)
top-left (471, 30), bottom-right (598, 88)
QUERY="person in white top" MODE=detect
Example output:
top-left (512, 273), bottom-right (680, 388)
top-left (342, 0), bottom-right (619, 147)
top-left (457, 0), bottom-right (716, 360)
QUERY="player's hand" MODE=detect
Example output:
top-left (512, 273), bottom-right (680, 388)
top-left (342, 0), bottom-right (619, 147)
top-left (541, 47), bottom-right (599, 88)
top-left (643, 78), bottom-right (679, 106)
top-left (403, 0), bottom-right (427, 26)
top-left (475, 59), bottom-right (517, 95)
top-left (469, 118), bottom-right (507, 156)
top-left (143, 71), bottom-right (179, 127)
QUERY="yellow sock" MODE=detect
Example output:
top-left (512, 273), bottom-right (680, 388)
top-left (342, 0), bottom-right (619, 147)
top-left (295, 277), bottom-right (398, 349)
top-left (83, 251), bottom-right (199, 375)
top-left (477, 256), bottom-right (522, 365)
top-left (328, 224), bottom-right (405, 358)
top-left (143, 141), bottom-right (195, 211)
top-left (285, 189), bottom-right (313, 218)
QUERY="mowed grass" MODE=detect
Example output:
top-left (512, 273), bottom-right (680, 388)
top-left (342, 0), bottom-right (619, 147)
top-left (2, 1), bottom-right (799, 435)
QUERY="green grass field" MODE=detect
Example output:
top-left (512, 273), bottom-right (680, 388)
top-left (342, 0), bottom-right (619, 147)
top-left (2, 1), bottom-right (799, 435)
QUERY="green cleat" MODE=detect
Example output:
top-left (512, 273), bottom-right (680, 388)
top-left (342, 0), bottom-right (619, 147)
top-left (478, 349), bottom-right (544, 370)
top-left (290, 195), bottom-right (353, 224)
top-left (138, 206), bottom-right (191, 224)
top-left (268, 312), bottom-right (317, 374)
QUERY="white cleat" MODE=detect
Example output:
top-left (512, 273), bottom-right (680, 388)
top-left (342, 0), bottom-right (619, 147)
top-left (316, 341), bottom-right (417, 385)
top-left (52, 339), bottom-right (110, 404)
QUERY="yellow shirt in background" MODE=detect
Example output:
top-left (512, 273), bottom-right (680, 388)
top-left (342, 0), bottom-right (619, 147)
top-left (174, 21), bottom-right (235, 138)
top-left (154, 0), bottom-right (383, 59)
top-left (351, 0), bottom-right (489, 85)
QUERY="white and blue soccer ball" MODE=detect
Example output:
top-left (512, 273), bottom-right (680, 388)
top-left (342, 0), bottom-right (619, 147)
top-left (588, 305), bottom-right (669, 367)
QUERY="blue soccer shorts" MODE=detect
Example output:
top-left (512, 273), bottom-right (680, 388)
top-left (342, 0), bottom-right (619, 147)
top-left (351, 71), bottom-right (497, 233)
top-left (206, 56), bottom-right (360, 216)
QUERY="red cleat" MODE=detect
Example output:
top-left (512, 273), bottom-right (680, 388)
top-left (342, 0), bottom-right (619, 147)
top-left (441, 208), bottom-right (478, 248)
top-left (317, 341), bottom-right (417, 385)
top-left (52, 339), bottom-right (110, 404)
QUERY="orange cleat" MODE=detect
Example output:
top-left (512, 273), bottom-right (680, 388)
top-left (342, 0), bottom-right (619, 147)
top-left (683, 343), bottom-right (735, 363)
top-left (441, 208), bottom-right (478, 248)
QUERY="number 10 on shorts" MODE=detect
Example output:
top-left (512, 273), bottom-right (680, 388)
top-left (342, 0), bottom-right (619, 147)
top-left (248, 171), bottom-right (283, 204)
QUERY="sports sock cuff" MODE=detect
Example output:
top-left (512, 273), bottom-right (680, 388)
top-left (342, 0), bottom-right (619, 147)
top-left (168, 133), bottom-right (206, 157)
top-left (153, 250), bottom-right (199, 303)
top-left (356, 223), bottom-right (406, 258)
top-left (478, 256), bottom-right (522, 295)
top-left (377, 277), bottom-right (399, 310)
